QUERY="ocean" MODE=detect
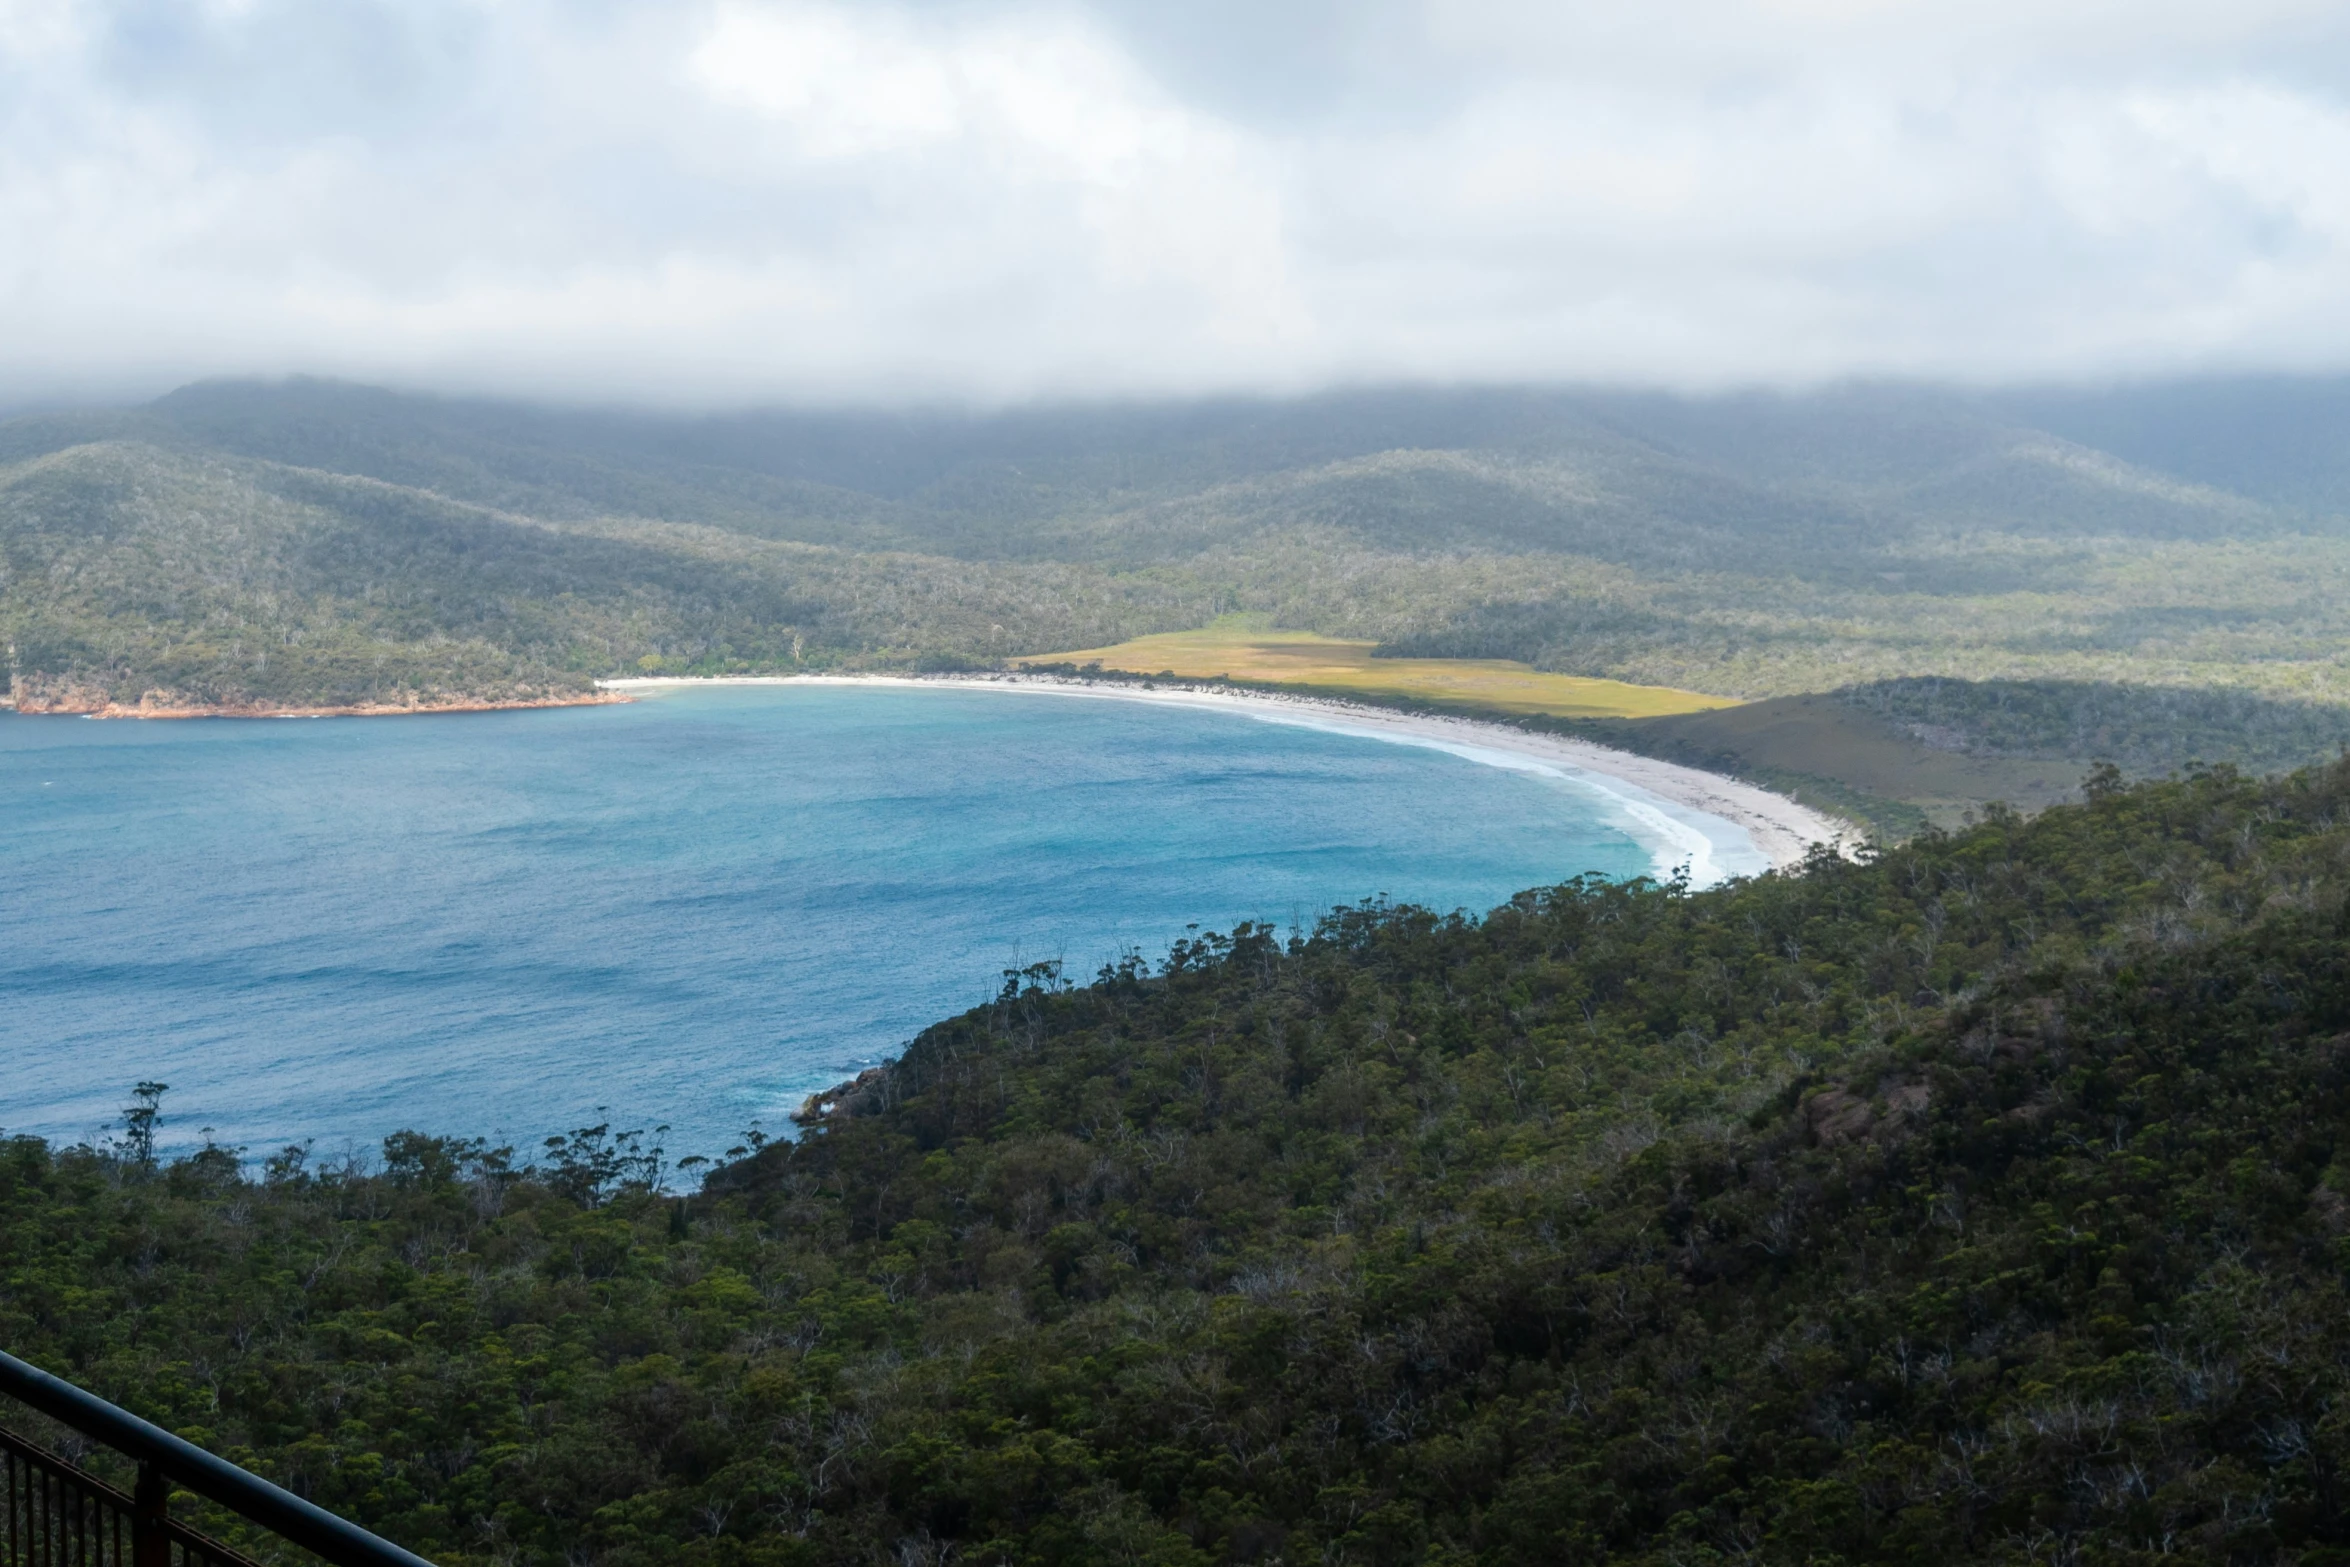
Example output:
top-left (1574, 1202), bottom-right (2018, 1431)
top-left (1, 683), bottom-right (1754, 1164)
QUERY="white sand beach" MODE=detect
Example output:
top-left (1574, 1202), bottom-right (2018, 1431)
top-left (598, 673), bottom-right (1856, 881)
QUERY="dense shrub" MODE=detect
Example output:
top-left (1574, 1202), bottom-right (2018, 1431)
top-left (11, 766), bottom-right (2350, 1563)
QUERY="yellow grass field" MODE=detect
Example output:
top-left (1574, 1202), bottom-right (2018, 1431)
top-left (1016, 619), bottom-right (1737, 720)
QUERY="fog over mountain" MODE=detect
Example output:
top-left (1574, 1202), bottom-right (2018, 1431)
top-left (6, 0), bottom-right (2350, 403)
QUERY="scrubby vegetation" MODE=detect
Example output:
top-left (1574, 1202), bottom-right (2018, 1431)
top-left (11, 765), bottom-right (2350, 1564)
top-left (1531, 680), bottom-right (2350, 841)
top-left (1842, 678), bottom-right (2350, 779)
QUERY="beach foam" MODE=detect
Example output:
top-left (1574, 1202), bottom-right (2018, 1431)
top-left (601, 673), bottom-right (1853, 879)
top-left (1243, 711), bottom-right (1751, 885)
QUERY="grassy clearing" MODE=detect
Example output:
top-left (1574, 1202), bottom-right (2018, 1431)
top-left (1016, 616), bottom-right (1737, 719)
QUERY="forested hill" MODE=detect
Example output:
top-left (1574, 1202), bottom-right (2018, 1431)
top-left (9, 375), bottom-right (2350, 722)
top-left (10, 764), bottom-right (2350, 1564)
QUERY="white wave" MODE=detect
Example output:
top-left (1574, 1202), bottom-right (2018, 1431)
top-left (1245, 711), bottom-right (1755, 888)
top-left (606, 675), bottom-right (1814, 882)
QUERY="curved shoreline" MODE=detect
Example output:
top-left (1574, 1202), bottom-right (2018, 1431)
top-left (599, 672), bottom-right (1857, 875)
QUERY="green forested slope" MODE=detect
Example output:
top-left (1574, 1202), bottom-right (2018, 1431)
top-left (9, 767), bottom-right (2350, 1564)
top-left (1565, 678), bottom-right (2350, 836)
top-left (9, 375), bottom-right (2350, 799)
top-left (0, 439), bottom-right (1223, 707)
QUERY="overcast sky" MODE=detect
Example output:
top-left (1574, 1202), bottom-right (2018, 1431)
top-left (5, 0), bottom-right (2350, 405)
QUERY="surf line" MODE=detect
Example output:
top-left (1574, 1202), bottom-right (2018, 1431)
top-left (1243, 711), bottom-right (1736, 888)
top-left (601, 673), bottom-right (1804, 887)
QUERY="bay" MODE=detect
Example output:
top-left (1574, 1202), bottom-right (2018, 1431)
top-left (2, 684), bottom-right (1705, 1163)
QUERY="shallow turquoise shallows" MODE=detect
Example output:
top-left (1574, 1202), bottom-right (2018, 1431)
top-left (2, 684), bottom-right (1744, 1164)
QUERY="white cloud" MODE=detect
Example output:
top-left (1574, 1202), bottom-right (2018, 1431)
top-left (2, 0), bottom-right (2349, 403)
top-left (692, 7), bottom-right (963, 160)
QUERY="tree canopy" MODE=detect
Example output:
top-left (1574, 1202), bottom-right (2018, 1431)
top-left (9, 765), bottom-right (2350, 1564)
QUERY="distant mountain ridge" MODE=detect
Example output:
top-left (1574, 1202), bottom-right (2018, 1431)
top-left (11, 376), bottom-right (2339, 562)
top-left (5, 376), bottom-right (2349, 791)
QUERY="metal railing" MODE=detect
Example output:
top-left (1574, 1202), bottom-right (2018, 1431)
top-left (2, 1425), bottom-right (251, 1567)
top-left (0, 1351), bottom-right (434, 1567)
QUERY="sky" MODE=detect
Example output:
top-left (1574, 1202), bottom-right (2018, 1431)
top-left (5, 0), bottom-right (2350, 405)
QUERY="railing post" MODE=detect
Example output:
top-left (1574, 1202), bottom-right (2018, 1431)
top-left (133, 1461), bottom-right (172, 1567)
top-left (4, 1349), bottom-right (438, 1567)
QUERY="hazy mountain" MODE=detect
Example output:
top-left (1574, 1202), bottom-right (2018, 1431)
top-left (6, 376), bottom-right (2349, 736)
top-left (17, 376), bottom-right (2327, 560)
top-left (1994, 375), bottom-right (2350, 515)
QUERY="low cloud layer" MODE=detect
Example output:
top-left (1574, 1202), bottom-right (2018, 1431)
top-left (5, 0), bottom-right (2350, 404)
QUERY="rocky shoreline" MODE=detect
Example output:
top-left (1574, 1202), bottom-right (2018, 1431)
top-left (4, 681), bottom-right (633, 719)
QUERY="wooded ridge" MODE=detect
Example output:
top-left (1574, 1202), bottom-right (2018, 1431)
top-left (12, 377), bottom-right (2350, 821)
top-left (9, 764), bottom-right (2350, 1564)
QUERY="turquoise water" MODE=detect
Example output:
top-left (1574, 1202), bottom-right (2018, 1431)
top-left (1, 684), bottom-right (1741, 1163)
